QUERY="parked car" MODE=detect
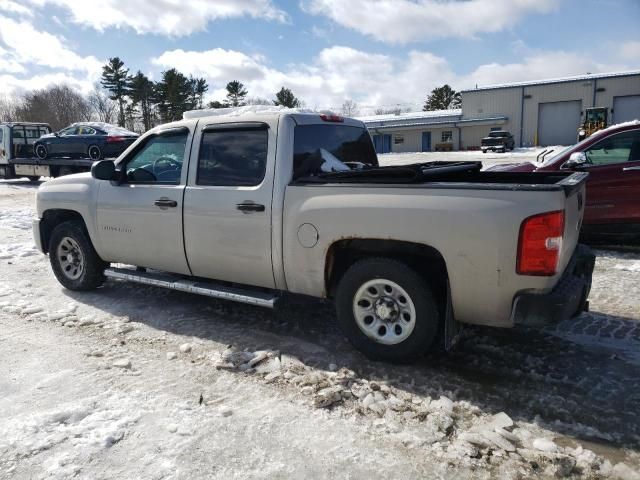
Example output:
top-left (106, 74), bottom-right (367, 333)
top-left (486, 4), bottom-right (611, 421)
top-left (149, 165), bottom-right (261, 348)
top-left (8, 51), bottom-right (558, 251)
top-left (489, 121), bottom-right (640, 243)
top-left (481, 131), bottom-right (515, 153)
top-left (34, 122), bottom-right (138, 160)
top-left (33, 110), bottom-right (593, 363)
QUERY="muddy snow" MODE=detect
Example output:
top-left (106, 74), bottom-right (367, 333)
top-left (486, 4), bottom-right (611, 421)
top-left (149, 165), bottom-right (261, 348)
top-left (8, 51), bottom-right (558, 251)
top-left (1, 176), bottom-right (639, 480)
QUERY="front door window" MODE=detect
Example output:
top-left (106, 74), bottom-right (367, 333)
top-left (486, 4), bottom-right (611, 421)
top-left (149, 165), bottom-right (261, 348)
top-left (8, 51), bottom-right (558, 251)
top-left (585, 130), bottom-right (640, 166)
top-left (124, 130), bottom-right (188, 184)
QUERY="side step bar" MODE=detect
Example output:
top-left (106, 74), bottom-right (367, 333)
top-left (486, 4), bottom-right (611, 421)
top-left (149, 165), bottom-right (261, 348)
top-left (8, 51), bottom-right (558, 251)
top-left (104, 267), bottom-right (277, 308)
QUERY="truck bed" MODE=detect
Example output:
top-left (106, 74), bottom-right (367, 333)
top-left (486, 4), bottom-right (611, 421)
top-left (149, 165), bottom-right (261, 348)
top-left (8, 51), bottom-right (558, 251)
top-left (294, 161), bottom-right (587, 195)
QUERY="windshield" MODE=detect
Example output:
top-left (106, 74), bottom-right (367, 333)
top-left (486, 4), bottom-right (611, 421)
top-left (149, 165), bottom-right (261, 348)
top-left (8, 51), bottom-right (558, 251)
top-left (537, 131), bottom-right (607, 167)
top-left (293, 124), bottom-right (378, 179)
top-left (489, 132), bottom-right (507, 137)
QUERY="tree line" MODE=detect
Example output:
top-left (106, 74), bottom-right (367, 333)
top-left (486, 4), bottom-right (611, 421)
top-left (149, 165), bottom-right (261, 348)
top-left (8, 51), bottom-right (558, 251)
top-left (0, 54), bottom-right (464, 132)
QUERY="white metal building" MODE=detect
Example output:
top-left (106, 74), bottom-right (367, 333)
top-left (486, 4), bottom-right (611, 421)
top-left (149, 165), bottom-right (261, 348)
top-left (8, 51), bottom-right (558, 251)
top-left (361, 70), bottom-right (640, 152)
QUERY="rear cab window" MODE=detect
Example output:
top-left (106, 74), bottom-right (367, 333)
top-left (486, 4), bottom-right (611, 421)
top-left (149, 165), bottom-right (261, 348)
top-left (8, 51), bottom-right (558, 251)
top-left (293, 124), bottom-right (378, 180)
top-left (197, 125), bottom-right (268, 186)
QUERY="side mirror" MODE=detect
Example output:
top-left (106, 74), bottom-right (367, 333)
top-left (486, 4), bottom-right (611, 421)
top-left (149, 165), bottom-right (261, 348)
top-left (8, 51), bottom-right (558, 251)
top-left (54, 132), bottom-right (60, 137)
top-left (562, 151), bottom-right (587, 169)
top-left (91, 160), bottom-right (116, 180)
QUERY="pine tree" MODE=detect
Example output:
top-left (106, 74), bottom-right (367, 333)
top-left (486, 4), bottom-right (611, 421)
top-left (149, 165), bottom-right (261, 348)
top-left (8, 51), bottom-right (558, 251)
top-left (100, 57), bottom-right (131, 127)
top-left (273, 87), bottom-right (300, 108)
top-left (423, 85), bottom-right (461, 111)
top-left (194, 78), bottom-right (208, 109)
top-left (155, 69), bottom-right (192, 122)
top-left (129, 71), bottom-right (155, 131)
top-left (225, 80), bottom-right (248, 107)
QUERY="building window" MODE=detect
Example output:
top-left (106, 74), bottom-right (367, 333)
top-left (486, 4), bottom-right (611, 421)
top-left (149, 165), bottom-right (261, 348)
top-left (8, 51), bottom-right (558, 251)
top-left (441, 131), bottom-right (453, 143)
top-left (394, 135), bottom-right (404, 145)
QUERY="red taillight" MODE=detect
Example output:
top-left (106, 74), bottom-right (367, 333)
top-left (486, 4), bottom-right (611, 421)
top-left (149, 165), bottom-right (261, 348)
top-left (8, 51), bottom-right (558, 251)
top-left (517, 210), bottom-right (564, 276)
top-left (106, 136), bottom-right (125, 143)
top-left (320, 114), bottom-right (344, 123)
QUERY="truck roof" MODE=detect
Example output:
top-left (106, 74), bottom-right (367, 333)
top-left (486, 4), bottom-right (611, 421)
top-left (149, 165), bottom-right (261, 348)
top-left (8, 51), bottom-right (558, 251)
top-left (0, 121), bottom-right (51, 127)
top-left (181, 105), bottom-right (365, 127)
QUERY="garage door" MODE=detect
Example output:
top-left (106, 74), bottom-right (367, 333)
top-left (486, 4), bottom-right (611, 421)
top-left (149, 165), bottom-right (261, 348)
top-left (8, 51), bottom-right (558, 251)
top-left (613, 95), bottom-right (640, 124)
top-left (537, 100), bottom-right (582, 146)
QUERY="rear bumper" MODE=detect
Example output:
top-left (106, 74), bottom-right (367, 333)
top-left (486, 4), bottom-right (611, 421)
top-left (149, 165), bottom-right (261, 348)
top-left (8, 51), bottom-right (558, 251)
top-left (511, 244), bottom-right (595, 326)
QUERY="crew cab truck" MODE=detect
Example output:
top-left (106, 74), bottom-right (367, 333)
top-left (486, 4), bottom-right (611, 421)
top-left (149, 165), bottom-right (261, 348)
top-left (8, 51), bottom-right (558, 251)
top-left (33, 110), bottom-right (595, 362)
top-left (481, 130), bottom-right (515, 153)
top-left (0, 122), bottom-right (99, 181)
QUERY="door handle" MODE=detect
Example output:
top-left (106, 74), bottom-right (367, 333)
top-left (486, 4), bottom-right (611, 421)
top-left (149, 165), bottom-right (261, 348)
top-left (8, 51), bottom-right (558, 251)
top-left (154, 198), bottom-right (178, 208)
top-left (236, 202), bottom-right (265, 212)
top-left (622, 166), bottom-right (640, 172)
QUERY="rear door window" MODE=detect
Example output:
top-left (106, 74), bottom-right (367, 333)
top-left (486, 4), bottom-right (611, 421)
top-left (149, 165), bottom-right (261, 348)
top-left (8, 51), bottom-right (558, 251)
top-left (12, 126), bottom-right (25, 143)
top-left (197, 127), bottom-right (268, 186)
top-left (293, 124), bottom-right (378, 179)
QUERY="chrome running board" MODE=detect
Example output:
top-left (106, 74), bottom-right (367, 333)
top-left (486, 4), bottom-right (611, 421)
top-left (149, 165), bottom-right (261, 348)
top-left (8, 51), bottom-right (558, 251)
top-left (104, 267), bottom-right (277, 308)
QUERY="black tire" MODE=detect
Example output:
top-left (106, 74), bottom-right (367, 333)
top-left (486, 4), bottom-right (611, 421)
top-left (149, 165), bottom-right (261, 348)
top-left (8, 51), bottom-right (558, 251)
top-left (35, 143), bottom-right (48, 159)
top-left (48, 221), bottom-right (108, 291)
top-left (335, 258), bottom-right (440, 363)
top-left (26, 176), bottom-right (40, 182)
top-left (88, 145), bottom-right (102, 160)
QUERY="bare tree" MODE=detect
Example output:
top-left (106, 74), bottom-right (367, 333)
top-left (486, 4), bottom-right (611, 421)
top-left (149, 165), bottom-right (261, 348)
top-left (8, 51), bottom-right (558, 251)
top-left (341, 99), bottom-right (359, 117)
top-left (17, 84), bottom-right (93, 131)
top-left (88, 84), bottom-right (117, 123)
top-left (0, 95), bottom-right (21, 122)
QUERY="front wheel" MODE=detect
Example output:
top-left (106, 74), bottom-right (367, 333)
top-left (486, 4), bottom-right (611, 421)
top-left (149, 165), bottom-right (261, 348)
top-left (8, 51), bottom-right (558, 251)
top-left (49, 221), bottom-right (108, 290)
top-left (88, 145), bottom-right (102, 160)
top-left (335, 258), bottom-right (440, 363)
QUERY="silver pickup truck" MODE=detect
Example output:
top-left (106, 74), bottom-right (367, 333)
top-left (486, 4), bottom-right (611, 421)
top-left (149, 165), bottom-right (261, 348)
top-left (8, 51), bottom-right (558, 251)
top-left (33, 110), bottom-right (595, 362)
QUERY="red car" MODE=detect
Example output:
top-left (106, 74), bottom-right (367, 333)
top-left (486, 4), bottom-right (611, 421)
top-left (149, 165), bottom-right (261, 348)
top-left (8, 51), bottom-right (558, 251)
top-left (490, 121), bottom-right (640, 243)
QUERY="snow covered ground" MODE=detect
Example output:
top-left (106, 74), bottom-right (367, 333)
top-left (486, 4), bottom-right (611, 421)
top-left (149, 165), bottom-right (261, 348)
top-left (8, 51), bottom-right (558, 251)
top-left (1, 177), bottom-right (639, 480)
top-left (378, 147), bottom-right (559, 169)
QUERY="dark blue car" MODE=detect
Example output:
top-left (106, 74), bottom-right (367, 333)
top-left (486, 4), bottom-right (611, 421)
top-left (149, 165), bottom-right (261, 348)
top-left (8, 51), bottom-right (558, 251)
top-left (34, 122), bottom-right (139, 160)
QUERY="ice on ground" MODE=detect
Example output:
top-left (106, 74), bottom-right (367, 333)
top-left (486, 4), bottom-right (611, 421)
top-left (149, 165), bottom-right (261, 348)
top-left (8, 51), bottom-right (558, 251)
top-left (0, 209), bottom-right (34, 230)
top-left (0, 398), bottom-right (140, 479)
top-left (0, 242), bottom-right (39, 260)
top-left (614, 261), bottom-right (640, 272)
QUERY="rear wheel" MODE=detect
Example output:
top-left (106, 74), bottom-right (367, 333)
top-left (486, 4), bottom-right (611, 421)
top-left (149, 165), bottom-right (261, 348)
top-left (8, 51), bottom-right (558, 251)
top-left (49, 221), bottom-right (107, 290)
top-left (335, 258), bottom-right (440, 363)
top-left (35, 143), bottom-right (47, 159)
top-left (26, 176), bottom-right (40, 183)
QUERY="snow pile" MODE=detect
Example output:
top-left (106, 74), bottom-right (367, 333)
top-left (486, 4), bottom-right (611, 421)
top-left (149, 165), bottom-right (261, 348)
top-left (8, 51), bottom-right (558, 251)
top-left (0, 242), bottom-right (39, 260)
top-left (183, 105), bottom-right (317, 120)
top-left (614, 261), bottom-right (640, 272)
top-left (0, 398), bottom-right (140, 479)
top-left (0, 209), bottom-right (33, 230)
top-left (69, 122), bottom-right (138, 137)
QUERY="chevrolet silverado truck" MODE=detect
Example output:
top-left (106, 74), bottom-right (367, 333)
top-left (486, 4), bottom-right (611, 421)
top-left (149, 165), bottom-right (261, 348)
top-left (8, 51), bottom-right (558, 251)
top-left (481, 130), bottom-right (515, 153)
top-left (33, 110), bottom-right (595, 362)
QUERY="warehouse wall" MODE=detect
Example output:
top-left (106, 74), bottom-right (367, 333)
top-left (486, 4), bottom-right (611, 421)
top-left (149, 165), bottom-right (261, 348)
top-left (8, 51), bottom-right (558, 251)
top-left (463, 74), bottom-right (640, 147)
top-left (461, 88), bottom-right (522, 145)
top-left (596, 75), bottom-right (640, 123)
top-left (372, 126), bottom-right (459, 153)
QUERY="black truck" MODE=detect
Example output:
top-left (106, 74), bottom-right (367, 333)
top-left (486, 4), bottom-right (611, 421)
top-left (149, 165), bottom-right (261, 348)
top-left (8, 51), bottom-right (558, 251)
top-left (481, 130), bottom-right (515, 153)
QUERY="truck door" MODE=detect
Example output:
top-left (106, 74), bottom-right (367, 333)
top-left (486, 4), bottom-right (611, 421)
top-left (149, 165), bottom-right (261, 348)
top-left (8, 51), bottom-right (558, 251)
top-left (183, 121), bottom-right (276, 289)
top-left (581, 129), bottom-right (640, 226)
top-left (95, 126), bottom-right (193, 274)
